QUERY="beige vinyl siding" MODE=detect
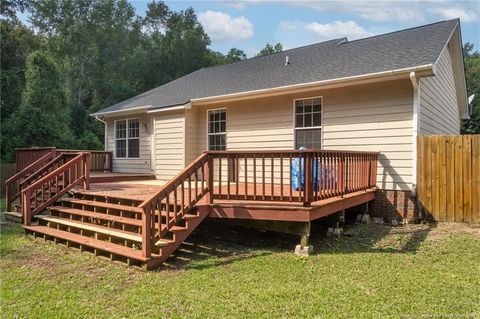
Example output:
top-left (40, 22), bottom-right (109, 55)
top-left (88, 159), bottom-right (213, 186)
top-left (194, 95), bottom-right (295, 155)
top-left (185, 107), bottom-right (199, 165)
top-left (153, 110), bottom-right (185, 180)
top-left (322, 79), bottom-right (413, 191)
top-left (106, 114), bottom-right (152, 174)
top-left (419, 46), bottom-right (460, 135)
top-left (190, 79), bottom-right (414, 191)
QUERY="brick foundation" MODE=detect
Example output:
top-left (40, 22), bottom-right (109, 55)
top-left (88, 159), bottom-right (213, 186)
top-left (370, 190), bottom-right (419, 221)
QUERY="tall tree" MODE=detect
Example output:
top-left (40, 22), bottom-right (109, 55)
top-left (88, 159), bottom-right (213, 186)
top-left (461, 42), bottom-right (480, 134)
top-left (256, 42), bottom-right (283, 57)
top-left (0, 20), bottom-right (41, 123)
top-left (2, 51), bottom-right (75, 161)
top-left (226, 48), bottom-right (247, 62)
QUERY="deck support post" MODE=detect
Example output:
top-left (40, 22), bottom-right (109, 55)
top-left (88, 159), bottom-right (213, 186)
top-left (205, 155), bottom-right (214, 204)
top-left (83, 152), bottom-right (90, 190)
top-left (141, 205), bottom-right (152, 259)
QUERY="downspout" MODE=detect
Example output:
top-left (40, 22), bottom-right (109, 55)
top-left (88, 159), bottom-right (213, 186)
top-left (94, 115), bottom-right (107, 151)
top-left (410, 72), bottom-right (420, 195)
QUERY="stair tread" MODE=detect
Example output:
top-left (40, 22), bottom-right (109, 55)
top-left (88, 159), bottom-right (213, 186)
top-left (35, 215), bottom-right (143, 242)
top-left (48, 206), bottom-right (143, 227)
top-left (71, 189), bottom-right (143, 204)
top-left (5, 211), bottom-right (23, 218)
top-left (59, 198), bottom-right (143, 213)
top-left (23, 225), bottom-right (150, 261)
top-left (35, 215), bottom-right (174, 247)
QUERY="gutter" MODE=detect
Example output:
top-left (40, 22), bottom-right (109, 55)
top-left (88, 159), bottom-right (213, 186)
top-left (91, 105), bottom-right (151, 117)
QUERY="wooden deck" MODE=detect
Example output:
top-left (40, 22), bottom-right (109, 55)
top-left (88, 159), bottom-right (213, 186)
top-left (90, 172), bottom-right (156, 183)
top-left (74, 182), bottom-right (375, 222)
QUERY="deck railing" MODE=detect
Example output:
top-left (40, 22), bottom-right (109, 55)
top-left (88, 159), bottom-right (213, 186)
top-left (138, 153), bottom-right (210, 258)
top-left (138, 149), bottom-right (378, 258)
top-left (58, 149), bottom-right (112, 172)
top-left (14, 147), bottom-right (112, 173)
top-left (207, 150), bottom-right (378, 206)
top-left (5, 151), bottom-right (57, 211)
top-left (22, 152), bottom-right (90, 225)
top-left (15, 147), bottom-right (56, 172)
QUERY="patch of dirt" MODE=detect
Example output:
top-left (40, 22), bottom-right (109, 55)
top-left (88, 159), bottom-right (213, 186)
top-left (425, 222), bottom-right (480, 242)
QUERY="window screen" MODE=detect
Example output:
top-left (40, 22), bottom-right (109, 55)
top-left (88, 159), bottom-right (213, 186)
top-left (294, 98), bottom-right (322, 149)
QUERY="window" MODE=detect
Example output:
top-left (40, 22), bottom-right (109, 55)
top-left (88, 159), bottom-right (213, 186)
top-left (115, 118), bottom-right (140, 158)
top-left (294, 97), bottom-right (322, 149)
top-left (208, 109), bottom-right (226, 150)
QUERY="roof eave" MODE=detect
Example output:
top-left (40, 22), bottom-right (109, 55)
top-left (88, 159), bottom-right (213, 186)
top-left (190, 64), bottom-right (434, 105)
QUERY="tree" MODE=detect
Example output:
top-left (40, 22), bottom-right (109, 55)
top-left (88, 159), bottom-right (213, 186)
top-left (226, 48), bottom-right (247, 62)
top-left (0, 20), bottom-right (41, 123)
top-left (2, 51), bottom-right (74, 161)
top-left (461, 42), bottom-right (480, 134)
top-left (256, 42), bottom-right (283, 57)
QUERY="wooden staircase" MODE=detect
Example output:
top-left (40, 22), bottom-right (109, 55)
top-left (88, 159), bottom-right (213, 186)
top-left (13, 152), bottom-right (212, 269)
top-left (24, 189), bottom-right (208, 269)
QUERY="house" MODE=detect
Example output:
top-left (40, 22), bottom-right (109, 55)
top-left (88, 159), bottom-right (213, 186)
top-left (92, 19), bottom-right (468, 219)
top-left (8, 19), bottom-right (468, 269)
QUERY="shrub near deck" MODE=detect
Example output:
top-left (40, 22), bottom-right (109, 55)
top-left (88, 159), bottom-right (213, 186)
top-left (1, 221), bottom-right (479, 318)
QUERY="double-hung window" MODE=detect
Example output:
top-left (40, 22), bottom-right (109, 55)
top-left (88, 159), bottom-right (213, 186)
top-left (115, 118), bottom-right (140, 158)
top-left (294, 97), bottom-right (322, 149)
top-left (208, 109), bottom-right (226, 151)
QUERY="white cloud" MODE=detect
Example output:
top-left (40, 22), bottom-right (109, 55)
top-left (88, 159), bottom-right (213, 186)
top-left (430, 7), bottom-right (479, 22)
top-left (198, 10), bottom-right (254, 42)
top-left (288, 0), bottom-right (480, 24)
top-left (279, 20), bottom-right (298, 31)
top-left (305, 20), bottom-right (372, 40)
top-left (223, 1), bottom-right (246, 11)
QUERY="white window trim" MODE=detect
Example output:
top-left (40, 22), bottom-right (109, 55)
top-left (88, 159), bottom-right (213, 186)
top-left (206, 108), bottom-right (227, 151)
top-left (292, 96), bottom-right (323, 150)
top-left (114, 118), bottom-right (140, 159)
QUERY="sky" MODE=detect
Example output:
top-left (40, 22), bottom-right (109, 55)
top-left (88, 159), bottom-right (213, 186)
top-left (131, 0), bottom-right (480, 57)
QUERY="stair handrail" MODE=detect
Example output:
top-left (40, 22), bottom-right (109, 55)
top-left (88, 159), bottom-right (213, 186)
top-left (22, 152), bottom-right (90, 226)
top-left (5, 150), bottom-right (56, 211)
top-left (138, 153), bottom-right (211, 258)
top-left (19, 153), bottom-right (66, 188)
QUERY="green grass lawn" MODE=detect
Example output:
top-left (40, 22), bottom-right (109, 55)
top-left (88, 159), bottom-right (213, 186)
top-left (1, 220), bottom-right (479, 319)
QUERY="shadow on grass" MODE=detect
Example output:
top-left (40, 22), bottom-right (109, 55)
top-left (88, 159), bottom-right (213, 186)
top-left (160, 218), bottom-right (436, 271)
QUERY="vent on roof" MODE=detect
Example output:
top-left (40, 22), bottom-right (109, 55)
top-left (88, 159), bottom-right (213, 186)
top-left (285, 56), bottom-right (290, 66)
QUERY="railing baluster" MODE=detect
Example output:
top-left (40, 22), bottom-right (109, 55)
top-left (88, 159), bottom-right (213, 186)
top-left (270, 154), bottom-right (274, 201)
top-left (236, 155), bottom-right (239, 198)
top-left (262, 154), bottom-right (265, 201)
top-left (227, 155), bottom-right (231, 200)
top-left (253, 154), bottom-right (257, 200)
top-left (218, 156), bottom-right (222, 199)
top-left (244, 156), bottom-right (247, 200)
top-left (289, 153), bottom-right (293, 201)
top-left (280, 154), bottom-right (284, 201)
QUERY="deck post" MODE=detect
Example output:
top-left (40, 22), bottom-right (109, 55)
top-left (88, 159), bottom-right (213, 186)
top-left (5, 184), bottom-right (11, 212)
top-left (205, 155), bottom-right (214, 204)
top-left (141, 206), bottom-right (152, 259)
top-left (83, 152), bottom-right (90, 190)
top-left (303, 152), bottom-right (313, 207)
top-left (22, 189), bottom-right (31, 226)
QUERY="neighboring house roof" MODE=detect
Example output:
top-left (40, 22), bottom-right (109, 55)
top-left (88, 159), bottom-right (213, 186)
top-left (93, 19), bottom-right (462, 116)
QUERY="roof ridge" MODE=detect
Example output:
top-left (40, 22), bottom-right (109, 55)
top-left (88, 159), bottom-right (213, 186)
top-left (341, 18), bottom-right (458, 45)
top-left (199, 38), bottom-right (345, 72)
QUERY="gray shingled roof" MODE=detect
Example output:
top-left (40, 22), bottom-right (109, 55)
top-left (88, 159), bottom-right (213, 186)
top-left (94, 19), bottom-right (458, 115)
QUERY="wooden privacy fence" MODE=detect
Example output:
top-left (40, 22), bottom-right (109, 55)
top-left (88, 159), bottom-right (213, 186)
top-left (417, 135), bottom-right (480, 223)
